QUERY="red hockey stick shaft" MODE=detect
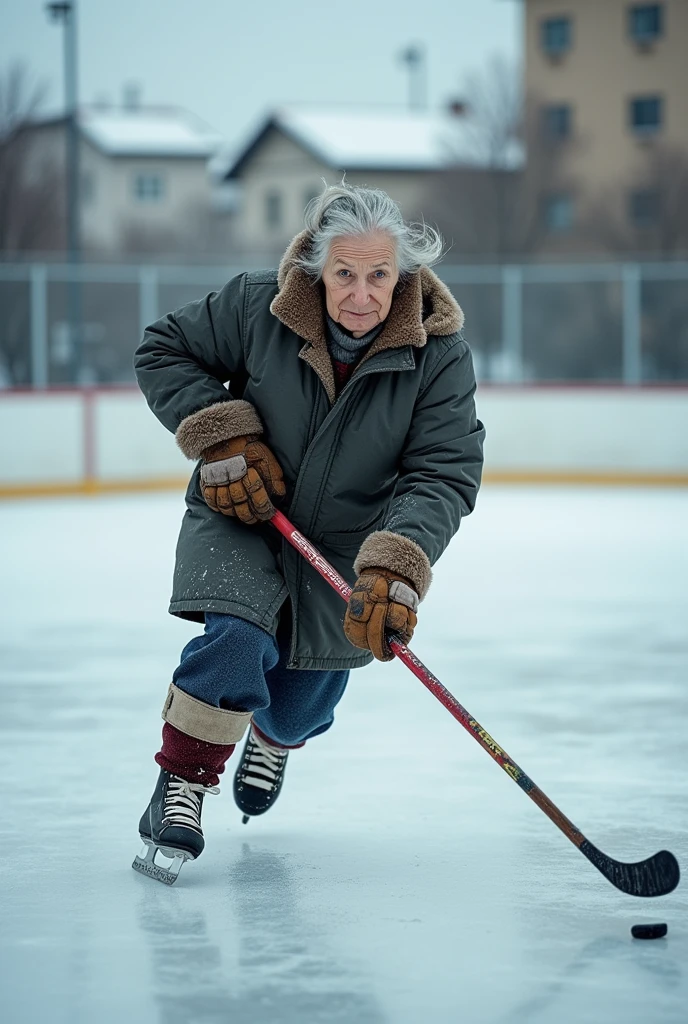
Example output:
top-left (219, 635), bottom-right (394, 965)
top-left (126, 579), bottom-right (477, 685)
top-left (269, 510), bottom-right (680, 898)
top-left (270, 511), bottom-right (575, 829)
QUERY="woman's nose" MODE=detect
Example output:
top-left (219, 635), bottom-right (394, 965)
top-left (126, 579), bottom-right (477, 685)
top-left (351, 284), bottom-right (371, 307)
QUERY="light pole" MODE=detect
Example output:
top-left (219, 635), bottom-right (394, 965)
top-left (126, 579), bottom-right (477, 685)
top-left (399, 44), bottom-right (427, 111)
top-left (46, 1), bottom-right (82, 383)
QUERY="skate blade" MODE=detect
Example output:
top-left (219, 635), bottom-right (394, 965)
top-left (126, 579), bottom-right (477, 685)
top-left (131, 838), bottom-right (192, 885)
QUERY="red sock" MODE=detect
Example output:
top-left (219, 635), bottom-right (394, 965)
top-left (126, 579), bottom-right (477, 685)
top-left (155, 722), bottom-right (235, 787)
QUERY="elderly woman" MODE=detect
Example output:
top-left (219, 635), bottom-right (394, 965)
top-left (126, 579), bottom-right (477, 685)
top-left (133, 183), bottom-right (484, 881)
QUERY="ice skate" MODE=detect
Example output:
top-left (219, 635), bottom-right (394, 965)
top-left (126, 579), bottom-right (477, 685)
top-left (132, 768), bottom-right (219, 884)
top-left (233, 726), bottom-right (289, 823)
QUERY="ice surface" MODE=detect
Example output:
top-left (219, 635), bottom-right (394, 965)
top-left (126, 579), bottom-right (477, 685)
top-left (0, 487), bottom-right (686, 1024)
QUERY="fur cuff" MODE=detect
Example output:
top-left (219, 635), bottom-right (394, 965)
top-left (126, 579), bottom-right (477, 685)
top-left (354, 530), bottom-right (433, 601)
top-left (175, 400), bottom-right (263, 460)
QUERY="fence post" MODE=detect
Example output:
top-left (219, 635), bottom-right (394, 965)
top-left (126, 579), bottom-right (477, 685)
top-left (138, 266), bottom-right (159, 342)
top-left (622, 264), bottom-right (642, 385)
top-left (501, 265), bottom-right (523, 383)
top-left (30, 264), bottom-right (48, 388)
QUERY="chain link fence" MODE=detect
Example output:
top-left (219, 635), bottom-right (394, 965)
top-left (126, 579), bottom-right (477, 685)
top-left (1, 260), bottom-right (687, 387)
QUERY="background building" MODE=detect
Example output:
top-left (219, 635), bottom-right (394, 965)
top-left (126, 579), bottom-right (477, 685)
top-left (222, 106), bottom-right (517, 260)
top-left (20, 98), bottom-right (226, 255)
top-left (524, 0), bottom-right (688, 250)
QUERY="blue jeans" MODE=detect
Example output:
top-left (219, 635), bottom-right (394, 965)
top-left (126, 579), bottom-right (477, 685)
top-left (172, 612), bottom-right (350, 747)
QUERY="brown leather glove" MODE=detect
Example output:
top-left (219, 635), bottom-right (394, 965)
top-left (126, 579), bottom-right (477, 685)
top-left (343, 567), bottom-right (419, 662)
top-left (200, 434), bottom-right (286, 524)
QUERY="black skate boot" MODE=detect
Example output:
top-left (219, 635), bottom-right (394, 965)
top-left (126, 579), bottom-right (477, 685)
top-left (132, 768), bottom-right (219, 884)
top-left (233, 726), bottom-right (290, 824)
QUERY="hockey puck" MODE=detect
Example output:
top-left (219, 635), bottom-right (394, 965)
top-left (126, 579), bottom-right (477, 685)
top-left (631, 923), bottom-right (668, 940)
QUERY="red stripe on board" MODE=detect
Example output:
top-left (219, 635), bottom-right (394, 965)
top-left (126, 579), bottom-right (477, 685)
top-left (82, 389), bottom-right (96, 481)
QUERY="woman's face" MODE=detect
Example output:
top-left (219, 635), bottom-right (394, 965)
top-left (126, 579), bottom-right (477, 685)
top-left (322, 233), bottom-right (399, 337)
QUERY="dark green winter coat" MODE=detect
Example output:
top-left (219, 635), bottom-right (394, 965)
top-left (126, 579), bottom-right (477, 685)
top-left (134, 231), bottom-right (485, 670)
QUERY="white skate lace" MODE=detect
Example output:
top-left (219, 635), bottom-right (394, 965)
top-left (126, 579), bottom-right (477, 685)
top-left (163, 777), bottom-right (220, 830)
top-left (241, 729), bottom-right (288, 792)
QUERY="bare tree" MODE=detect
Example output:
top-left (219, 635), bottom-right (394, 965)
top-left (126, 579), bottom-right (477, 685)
top-left (416, 57), bottom-right (581, 380)
top-left (0, 63), bottom-right (65, 384)
top-left (579, 143), bottom-right (688, 382)
top-left (422, 56), bottom-right (575, 259)
top-left (0, 62), bottom-right (62, 253)
top-left (583, 142), bottom-right (688, 257)
top-left (457, 55), bottom-right (523, 172)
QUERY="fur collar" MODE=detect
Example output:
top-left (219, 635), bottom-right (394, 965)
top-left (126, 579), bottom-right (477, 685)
top-left (269, 230), bottom-right (464, 403)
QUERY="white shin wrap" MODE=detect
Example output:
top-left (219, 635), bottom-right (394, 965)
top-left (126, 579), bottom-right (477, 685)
top-left (161, 683), bottom-right (252, 745)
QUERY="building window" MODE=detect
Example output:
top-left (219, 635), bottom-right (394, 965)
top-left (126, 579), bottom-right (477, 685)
top-left (542, 104), bottom-right (572, 140)
top-left (133, 173), bottom-right (165, 202)
top-left (265, 191), bottom-right (282, 229)
top-left (629, 4), bottom-right (664, 43)
top-left (628, 188), bottom-right (660, 227)
top-left (541, 16), bottom-right (572, 56)
top-left (629, 95), bottom-right (663, 133)
top-left (544, 193), bottom-right (574, 232)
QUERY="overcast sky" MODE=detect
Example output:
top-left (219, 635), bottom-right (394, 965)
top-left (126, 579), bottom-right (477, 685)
top-left (2, 0), bottom-right (521, 153)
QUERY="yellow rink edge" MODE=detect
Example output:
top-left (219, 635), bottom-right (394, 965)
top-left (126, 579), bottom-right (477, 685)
top-left (1, 470), bottom-right (688, 500)
top-left (0, 477), bottom-right (190, 500)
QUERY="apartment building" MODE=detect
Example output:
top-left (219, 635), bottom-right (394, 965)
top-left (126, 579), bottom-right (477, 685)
top-left (524, 0), bottom-right (688, 239)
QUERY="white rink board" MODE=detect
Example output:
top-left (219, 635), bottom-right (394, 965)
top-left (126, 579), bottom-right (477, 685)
top-left (0, 392), bottom-right (83, 483)
top-left (1, 387), bottom-right (688, 490)
top-left (95, 391), bottom-right (189, 480)
top-left (478, 388), bottom-right (688, 472)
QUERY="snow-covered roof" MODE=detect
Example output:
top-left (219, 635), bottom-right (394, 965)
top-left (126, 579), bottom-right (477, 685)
top-left (32, 106), bottom-right (223, 159)
top-left (225, 105), bottom-right (523, 178)
top-left (82, 107), bottom-right (223, 158)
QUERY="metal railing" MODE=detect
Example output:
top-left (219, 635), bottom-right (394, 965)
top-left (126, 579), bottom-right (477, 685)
top-left (1, 259), bottom-right (687, 387)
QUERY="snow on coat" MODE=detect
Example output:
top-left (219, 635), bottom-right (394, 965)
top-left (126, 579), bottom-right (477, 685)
top-left (134, 231), bottom-right (485, 669)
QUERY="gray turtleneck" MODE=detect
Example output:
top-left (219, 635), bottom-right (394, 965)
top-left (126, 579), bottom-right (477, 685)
top-left (325, 313), bottom-right (384, 365)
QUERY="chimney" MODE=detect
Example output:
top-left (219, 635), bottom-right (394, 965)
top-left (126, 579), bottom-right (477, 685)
top-left (448, 99), bottom-right (468, 117)
top-left (123, 82), bottom-right (142, 111)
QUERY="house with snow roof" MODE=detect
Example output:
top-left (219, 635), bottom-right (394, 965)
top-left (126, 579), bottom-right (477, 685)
top-left (222, 106), bottom-right (501, 256)
top-left (24, 101), bottom-right (224, 252)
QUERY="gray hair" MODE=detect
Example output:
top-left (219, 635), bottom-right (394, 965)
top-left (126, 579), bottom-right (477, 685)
top-left (297, 181), bottom-right (445, 280)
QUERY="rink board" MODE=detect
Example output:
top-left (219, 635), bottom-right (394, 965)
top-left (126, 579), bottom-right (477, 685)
top-left (1, 385), bottom-right (688, 497)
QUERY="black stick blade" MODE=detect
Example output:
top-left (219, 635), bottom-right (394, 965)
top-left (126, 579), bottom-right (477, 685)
top-left (580, 841), bottom-right (680, 897)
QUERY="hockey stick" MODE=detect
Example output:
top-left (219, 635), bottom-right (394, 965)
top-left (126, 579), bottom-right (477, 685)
top-left (270, 509), bottom-right (680, 898)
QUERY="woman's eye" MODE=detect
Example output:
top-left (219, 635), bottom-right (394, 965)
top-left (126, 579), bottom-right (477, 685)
top-left (373, 271), bottom-right (386, 279)
top-left (338, 270), bottom-right (350, 278)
